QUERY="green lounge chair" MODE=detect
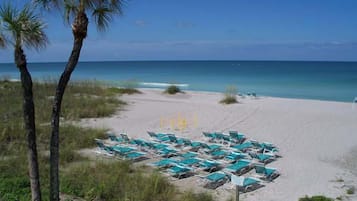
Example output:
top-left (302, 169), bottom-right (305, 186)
top-left (224, 159), bottom-right (252, 175)
top-left (254, 164), bottom-right (280, 181)
top-left (202, 171), bottom-right (229, 189)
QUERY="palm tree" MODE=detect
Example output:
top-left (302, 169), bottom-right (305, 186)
top-left (34, 0), bottom-right (124, 200)
top-left (0, 3), bottom-right (48, 201)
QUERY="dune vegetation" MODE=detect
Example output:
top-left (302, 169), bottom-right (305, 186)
top-left (0, 80), bottom-right (215, 201)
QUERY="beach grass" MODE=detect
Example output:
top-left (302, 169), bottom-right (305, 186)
top-left (220, 85), bottom-right (238, 104)
top-left (0, 80), bottom-right (215, 201)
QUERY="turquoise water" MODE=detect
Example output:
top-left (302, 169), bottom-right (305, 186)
top-left (1, 61), bottom-right (356, 102)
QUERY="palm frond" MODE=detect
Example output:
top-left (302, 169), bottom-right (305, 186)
top-left (64, 0), bottom-right (79, 24)
top-left (90, 0), bottom-right (124, 31)
top-left (32, 0), bottom-right (62, 10)
top-left (0, 3), bottom-right (48, 50)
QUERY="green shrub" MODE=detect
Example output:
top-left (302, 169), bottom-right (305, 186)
top-left (220, 85), bottom-right (238, 104)
top-left (164, 85), bottom-right (182, 95)
top-left (299, 195), bottom-right (334, 201)
top-left (346, 186), bottom-right (355, 194)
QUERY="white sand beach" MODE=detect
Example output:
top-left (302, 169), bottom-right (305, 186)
top-left (82, 89), bottom-right (357, 201)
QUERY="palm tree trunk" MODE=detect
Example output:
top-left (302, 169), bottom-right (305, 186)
top-left (50, 11), bottom-right (88, 201)
top-left (15, 47), bottom-right (42, 201)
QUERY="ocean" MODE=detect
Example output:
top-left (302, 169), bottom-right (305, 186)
top-left (1, 60), bottom-right (356, 102)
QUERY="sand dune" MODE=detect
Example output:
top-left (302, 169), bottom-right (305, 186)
top-left (82, 89), bottom-right (357, 201)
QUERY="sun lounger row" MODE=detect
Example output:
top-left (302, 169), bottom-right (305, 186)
top-left (95, 131), bottom-right (280, 192)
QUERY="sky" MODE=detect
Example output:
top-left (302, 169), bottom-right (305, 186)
top-left (1, 0), bottom-right (357, 62)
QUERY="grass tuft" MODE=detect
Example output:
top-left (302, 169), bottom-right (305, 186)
top-left (299, 195), bottom-right (334, 201)
top-left (164, 85), bottom-right (182, 95)
top-left (220, 85), bottom-right (238, 104)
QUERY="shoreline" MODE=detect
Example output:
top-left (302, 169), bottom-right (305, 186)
top-left (1, 78), bottom-right (356, 103)
top-left (82, 88), bottom-right (357, 201)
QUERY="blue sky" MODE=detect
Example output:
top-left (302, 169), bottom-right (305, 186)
top-left (1, 0), bottom-right (357, 62)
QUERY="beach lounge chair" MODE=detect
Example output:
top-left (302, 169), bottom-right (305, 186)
top-left (120, 133), bottom-right (131, 142)
top-left (124, 151), bottom-right (147, 162)
top-left (157, 147), bottom-right (178, 158)
top-left (232, 141), bottom-right (253, 152)
top-left (224, 159), bottom-right (252, 175)
top-left (167, 164), bottom-right (194, 179)
top-left (95, 139), bottom-right (114, 156)
top-left (254, 164), bottom-right (280, 181)
top-left (210, 150), bottom-right (228, 159)
top-left (231, 175), bottom-right (262, 193)
top-left (190, 141), bottom-right (202, 152)
top-left (250, 153), bottom-right (275, 164)
top-left (147, 131), bottom-right (171, 142)
top-left (151, 158), bottom-right (178, 169)
top-left (179, 157), bottom-right (201, 167)
top-left (225, 152), bottom-right (248, 163)
top-left (112, 145), bottom-right (136, 156)
top-left (229, 131), bottom-right (246, 144)
top-left (180, 151), bottom-right (198, 158)
top-left (200, 171), bottom-right (229, 189)
top-left (202, 132), bottom-right (216, 142)
top-left (199, 159), bottom-right (221, 172)
top-left (200, 143), bottom-right (221, 153)
top-left (107, 133), bottom-right (124, 143)
top-left (149, 142), bottom-right (169, 150)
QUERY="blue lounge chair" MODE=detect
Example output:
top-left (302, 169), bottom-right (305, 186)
top-left (200, 143), bottom-right (221, 152)
top-left (250, 153), bottom-right (275, 164)
top-left (124, 151), bottom-right (147, 162)
top-left (120, 133), bottom-right (131, 142)
top-left (254, 164), bottom-right (280, 181)
top-left (112, 145), bottom-right (136, 156)
top-left (225, 152), bottom-right (248, 163)
top-left (179, 157), bottom-right (201, 167)
top-left (152, 158), bottom-right (178, 168)
top-left (107, 133), bottom-right (124, 143)
top-left (232, 141), bottom-right (253, 152)
top-left (231, 175), bottom-right (262, 193)
top-left (224, 159), bottom-right (252, 175)
top-left (210, 150), bottom-right (228, 159)
top-left (168, 164), bottom-right (193, 179)
top-left (200, 159), bottom-right (221, 172)
top-left (180, 151), bottom-right (198, 158)
top-left (157, 147), bottom-right (177, 157)
top-left (229, 131), bottom-right (246, 144)
top-left (202, 171), bottom-right (229, 189)
top-left (95, 139), bottom-right (114, 155)
top-left (190, 141), bottom-right (202, 152)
